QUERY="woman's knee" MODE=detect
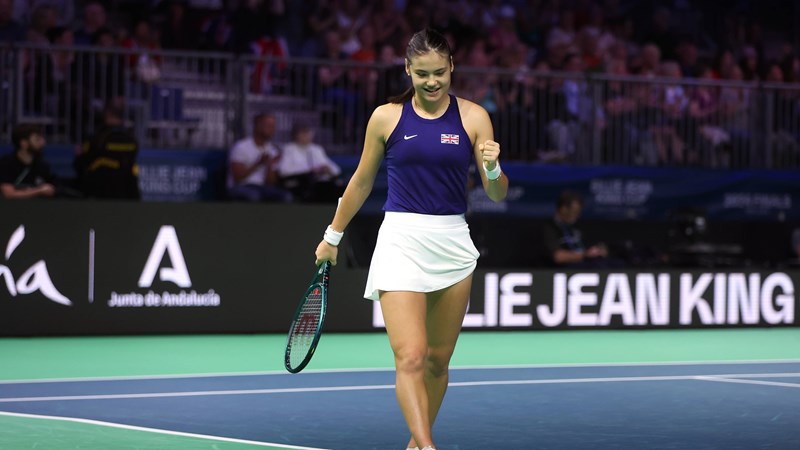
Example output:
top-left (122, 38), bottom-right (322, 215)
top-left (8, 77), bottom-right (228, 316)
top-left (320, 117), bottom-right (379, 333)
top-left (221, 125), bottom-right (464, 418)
top-left (426, 347), bottom-right (454, 377)
top-left (393, 346), bottom-right (427, 374)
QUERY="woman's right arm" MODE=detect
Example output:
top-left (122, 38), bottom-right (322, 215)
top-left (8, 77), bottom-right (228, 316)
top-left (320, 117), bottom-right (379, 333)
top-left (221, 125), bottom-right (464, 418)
top-left (315, 104), bottom-right (395, 265)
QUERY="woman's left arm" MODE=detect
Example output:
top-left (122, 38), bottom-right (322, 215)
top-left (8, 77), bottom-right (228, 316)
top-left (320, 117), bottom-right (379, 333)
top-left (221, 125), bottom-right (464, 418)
top-left (465, 99), bottom-right (508, 202)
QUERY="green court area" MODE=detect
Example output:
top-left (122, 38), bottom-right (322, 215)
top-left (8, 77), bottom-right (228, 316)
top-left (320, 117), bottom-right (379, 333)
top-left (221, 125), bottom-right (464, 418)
top-left (1, 329), bottom-right (799, 450)
top-left (2, 329), bottom-right (799, 380)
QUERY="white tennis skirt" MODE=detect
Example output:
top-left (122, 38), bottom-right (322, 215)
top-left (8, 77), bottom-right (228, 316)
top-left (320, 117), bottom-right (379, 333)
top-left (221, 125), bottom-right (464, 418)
top-left (363, 211), bottom-right (480, 301)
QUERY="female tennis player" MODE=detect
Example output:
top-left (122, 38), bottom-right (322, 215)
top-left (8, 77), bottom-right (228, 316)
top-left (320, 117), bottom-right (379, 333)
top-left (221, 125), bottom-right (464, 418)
top-left (314, 28), bottom-right (508, 450)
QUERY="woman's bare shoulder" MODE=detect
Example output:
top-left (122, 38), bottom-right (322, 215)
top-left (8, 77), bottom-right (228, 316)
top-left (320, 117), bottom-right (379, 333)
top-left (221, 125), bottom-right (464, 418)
top-left (369, 102), bottom-right (404, 137)
top-left (456, 96), bottom-right (491, 135)
top-left (456, 96), bottom-right (489, 121)
top-left (372, 102), bottom-right (404, 121)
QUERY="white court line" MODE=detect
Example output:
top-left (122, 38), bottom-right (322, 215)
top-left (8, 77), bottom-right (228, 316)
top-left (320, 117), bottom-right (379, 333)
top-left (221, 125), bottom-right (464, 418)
top-left (3, 373), bottom-right (800, 403)
top-left (0, 384), bottom-right (395, 403)
top-left (696, 376), bottom-right (800, 389)
top-left (1, 359), bottom-right (799, 385)
top-left (449, 372), bottom-right (800, 389)
top-left (0, 411), bottom-right (329, 450)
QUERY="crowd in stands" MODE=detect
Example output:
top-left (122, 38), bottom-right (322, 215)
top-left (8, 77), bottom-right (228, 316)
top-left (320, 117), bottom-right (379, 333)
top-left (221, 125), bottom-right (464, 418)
top-left (0, 1), bottom-right (795, 81)
top-left (2, 0), bottom-right (800, 167)
top-left (3, 1), bottom-right (797, 81)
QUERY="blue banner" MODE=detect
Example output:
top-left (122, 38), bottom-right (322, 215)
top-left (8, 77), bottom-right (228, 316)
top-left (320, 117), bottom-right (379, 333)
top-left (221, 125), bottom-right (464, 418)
top-left (335, 157), bottom-right (800, 222)
top-left (134, 148), bottom-right (227, 202)
top-left (1, 145), bottom-right (227, 202)
top-left (490, 164), bottom-right (800, 221)
top-left (3, 146), bottom-right (799, 221)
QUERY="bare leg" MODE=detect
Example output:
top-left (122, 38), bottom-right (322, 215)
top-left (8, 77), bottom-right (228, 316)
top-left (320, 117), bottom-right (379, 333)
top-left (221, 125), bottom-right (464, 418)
top-left (381, 291), bottom-right (434, 448)
top-left (406, 275), bottom-right (473, 450)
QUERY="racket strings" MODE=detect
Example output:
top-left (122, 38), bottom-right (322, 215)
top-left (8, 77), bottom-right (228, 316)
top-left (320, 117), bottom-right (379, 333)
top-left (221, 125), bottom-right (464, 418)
top-left (287, 288), bottom-right (323, 368)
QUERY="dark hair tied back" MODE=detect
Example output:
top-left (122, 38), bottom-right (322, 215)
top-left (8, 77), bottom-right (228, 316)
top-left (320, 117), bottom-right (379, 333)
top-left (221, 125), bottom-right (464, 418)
top-left (405, 27), bottom-right (451, 61)
top-left (388, 28), bottom-right (451, 104)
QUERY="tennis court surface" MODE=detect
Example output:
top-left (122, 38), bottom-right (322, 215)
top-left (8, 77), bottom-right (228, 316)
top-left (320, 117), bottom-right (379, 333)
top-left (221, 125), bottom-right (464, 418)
top-left (1, 329), bottom-right (799, 449)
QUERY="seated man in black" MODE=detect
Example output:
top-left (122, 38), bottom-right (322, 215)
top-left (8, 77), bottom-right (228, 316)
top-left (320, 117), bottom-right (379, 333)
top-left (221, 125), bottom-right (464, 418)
top-left (541, 190), bottom-right (612, 268)
top-left (0, 124), bottom-right (57, 199)
top-left (74, 100), bottom-right (141, 199)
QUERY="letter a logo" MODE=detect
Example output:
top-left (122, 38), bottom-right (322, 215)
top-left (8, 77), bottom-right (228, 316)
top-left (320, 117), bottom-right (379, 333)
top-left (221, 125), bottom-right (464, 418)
top-left (138, 226), bottom-right (192, 288)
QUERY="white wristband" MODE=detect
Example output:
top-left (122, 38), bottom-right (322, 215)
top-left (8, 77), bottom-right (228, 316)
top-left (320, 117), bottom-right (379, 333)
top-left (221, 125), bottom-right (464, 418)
top-left (323, 225), bottom-right (343, 246)
top-left (483, 161), bottom-right (502, 181)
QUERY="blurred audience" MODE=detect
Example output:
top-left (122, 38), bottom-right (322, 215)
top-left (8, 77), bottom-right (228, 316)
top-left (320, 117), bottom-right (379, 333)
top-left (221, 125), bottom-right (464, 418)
top-left (369, 0), bottom-right (409, 52)
top-left (73, 1), bottom-right (107, 46)
top-left (25, 3), bottom-right (57, 44)
top-left (74, 100), bottom-right (140, 200)
top-left (25, 26), bottom-right (83, 126)
top-left (226, 112), bottom-right (292, 203)
top-left (277, 121), bottom-right (344, 203)
top-left (316, 29), bottom-right (360, 143)
top-left (3, 0), bottom-right (800, 172)
top-left (80, 26), bottom-right (126, 112)
top-left (249, 32), bottom-right (290, 94)
top-left (5, 0), bottom-right (799, 96)
top-left (0, 0), bottom-right (25, 43)
top-left (14, 0), bottom-right (74, 27)
top-left (121, 18), bottom-right (162, 84)
top-left (540, 190), bottom-right (614, 268)
top-left (158, 0), bottom-right (198, 50)
top-left (0, 124), bottom-right (57, 199)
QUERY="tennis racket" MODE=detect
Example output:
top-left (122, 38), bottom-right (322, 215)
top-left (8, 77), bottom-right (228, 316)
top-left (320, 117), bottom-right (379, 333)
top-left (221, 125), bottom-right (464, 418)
top-left (284, 261), bottom-right (331, 373)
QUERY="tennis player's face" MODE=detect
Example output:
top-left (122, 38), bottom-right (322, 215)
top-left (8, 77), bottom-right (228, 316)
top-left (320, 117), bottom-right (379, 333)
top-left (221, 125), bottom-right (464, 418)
top-left (407, 51), bottom-right (452, 103)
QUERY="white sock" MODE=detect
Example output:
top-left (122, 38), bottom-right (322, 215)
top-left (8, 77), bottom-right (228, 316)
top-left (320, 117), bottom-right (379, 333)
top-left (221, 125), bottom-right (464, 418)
top-left (406, 448), bottom-right (419, 450)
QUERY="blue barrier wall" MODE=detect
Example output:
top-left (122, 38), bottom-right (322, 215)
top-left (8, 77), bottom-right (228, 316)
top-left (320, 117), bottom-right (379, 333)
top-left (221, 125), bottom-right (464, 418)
top-left (3, 145), bottom-right (800, 222)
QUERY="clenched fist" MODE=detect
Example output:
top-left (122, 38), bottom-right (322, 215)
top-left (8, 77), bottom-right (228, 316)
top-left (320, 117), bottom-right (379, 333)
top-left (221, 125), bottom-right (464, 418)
top-left (479, 140), bottom-right (500, 170)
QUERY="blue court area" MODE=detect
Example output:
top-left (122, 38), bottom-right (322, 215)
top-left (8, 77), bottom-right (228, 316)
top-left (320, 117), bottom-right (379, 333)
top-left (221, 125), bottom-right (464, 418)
top-left (1, 361), bottom-right (799, 449)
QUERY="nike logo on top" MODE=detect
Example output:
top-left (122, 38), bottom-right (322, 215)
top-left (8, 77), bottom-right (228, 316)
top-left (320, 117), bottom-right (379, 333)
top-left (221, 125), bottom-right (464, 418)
top-left (403, 134), bottom-right (418, 140)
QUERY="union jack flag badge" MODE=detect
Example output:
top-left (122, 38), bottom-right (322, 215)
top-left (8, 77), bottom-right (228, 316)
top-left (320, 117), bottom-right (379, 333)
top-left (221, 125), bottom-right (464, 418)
top-left (440, 134), bottom-right (459, 144)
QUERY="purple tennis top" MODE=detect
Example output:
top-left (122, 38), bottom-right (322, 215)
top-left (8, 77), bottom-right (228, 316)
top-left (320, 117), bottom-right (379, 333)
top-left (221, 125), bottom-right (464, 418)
top-left (383, 95), bottom-right (473, 215)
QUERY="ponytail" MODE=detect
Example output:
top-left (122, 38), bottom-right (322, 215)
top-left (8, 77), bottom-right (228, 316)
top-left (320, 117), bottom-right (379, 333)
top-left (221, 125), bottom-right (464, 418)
top-left (387, 86), bottom-right (414, 104)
